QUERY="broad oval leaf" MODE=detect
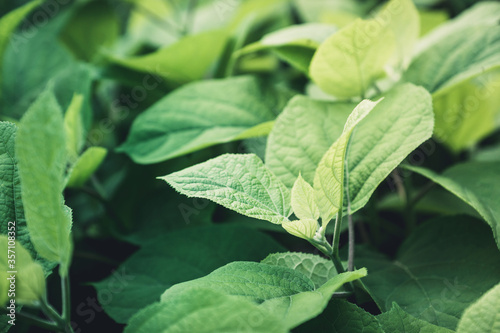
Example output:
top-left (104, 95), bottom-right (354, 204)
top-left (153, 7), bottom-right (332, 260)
top-left (161, 154), bottom-right (291, 224)
top-left (314, 99), bottom-right (380, 223)
top-left (260, 268), bottom-right (368, 329)
top-left (403, 25), bottom-right (500, 97)
top-left (378, 303), bottom-right (454, 333)
top-left (346, 83), bottom-right (434, 214)
top-left (406, 162), bottom-right (500, 249)
top-left (161, 261), bottom-right (315, 302)
top-left (125, 288), bottom-right (288, 333)
top-left (262, 252), bottom-right (338, 288)
top-left (456, 283), bottom-right (500, 333)
top-left (238, 23), bottom-right (337, 73)
top-left (107, 29), bottom-right (227, 85)
top-left (93, 225), bottom-right (286, 324)
top-left (310, 17), bottom-right (395, 98)
top-left (357, 215), bottom-right (500, 330)
top-left (266, 95), bottom-right (355, 188)
top-left (118, 76), bottom-right (292, 164)
top-left (0, 236), bottom-right (45, 306)
top-left (16, 88), bottom-right (73, 276)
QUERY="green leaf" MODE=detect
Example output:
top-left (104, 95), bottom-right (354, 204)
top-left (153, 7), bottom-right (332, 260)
top-left (282, 219), bottom-right (318, 240)
top-left (16, 88), bottom-right (73, 276)
top-left (1, 10), bottom-right (74, 120)
top-left (262, 252), bottom-right (338, 288)
top-left (0, 122), bottom-right (54, 274)
top-left (259, 268), bottom-right (367, 329)
top-left (125, 288), bottom-right (288, 333)
top-left (356, 215), bottom-right (500, 330)
top-left (238, 23), bottom-right (337, 73)
top-left (66, 147), bottom-right (107, 188)
top-left (60, 0), bottom-right (119, 62)
top-left (161, 154), bottom-right (291, 224)
top-left (346, 83), bottom-right (434, 214)
top-left (63, 94), bottom-right (85, 162)
top-left (295, 299), bottom-right (383, 332)
top-left (266, 95), bottom-right (355, 188)
top-left (0, 236), bottom-right (45, 306)
top-left (118, 76), bottom-right (292, 164)
top-left (107, 29), bottom-right (227, 85)
top-left (406, 162), bottom-right (500, 249)
top-left (379, 0), bottom-right (420, 70)
top-left (0, 0), bottom-right (41, 86)
top-left (291, 174), bottom-right (319, 220)
top-left (403, 25), bottom-right (500, 96)
top-left (314, 99), bottom-right (380, 224)
top-left (161, 261), bottom-right (315, 302)
top-left (415, 2), bottom-right (500, 54)
top-left (310, 17), bottom-right (395, 98)
top-left (93, 225), bottom-right (286, 323)
top-left (456, 283), bottom-right (500, 333)
top-left (432, 74), bottom-right (500, 152)
top-left (378, 303), bottom-right (454, 333)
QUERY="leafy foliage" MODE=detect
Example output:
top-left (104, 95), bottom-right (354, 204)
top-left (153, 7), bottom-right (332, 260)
top-left (2, 1), bottom-right (499, 332)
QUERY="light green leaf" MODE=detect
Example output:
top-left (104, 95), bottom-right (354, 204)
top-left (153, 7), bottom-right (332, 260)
top-left (161, 154), bottom-right (291, 224)
top-left (60, 1), bottom-right (119, 62)
top-left (238, 23), bottom-right (337, 73)
top-left (406, 162), bottom-right (500, 249)
top-left (125, 288), bottom-right (288, 333)
top-left (0, 0), bottom-right (41, 86)
top-left (457, 283), bottom-right (500, 333)
top-left (378, 303), bottom-right (454, 333)
top-left (66, 147), bottom-right (107, 188)
top-left (295, 299), bottom-right (383, 332)
top-left (161, 261), bottom-right (314, 303)
top-left (291, 174), bottom-right (319, 220)
top-left (310, 17), bottom-right (395, 98)
top-left (346, 83), bottom-right (434, 214)
top-left (282, 219), bottom-right (318, 240)
top-left (432, 74), bottom-right (500, 152)
top-left (403, 25), bottom-right (500, 97)
top-left (357, 215), bottom-right (500, 330)
top-left (0, 122), bottom-right (55, 274)
top-left (118, 76), bottom-right (292, 164)
top-left (378, 0), bottom-right (420, 70)
top-left (415, 2), bottom-right (500, 54)
top-left (314, 99), bottom-right (380, 224)
top-left (93, 225), bottom-right (286, 323)
top-left (262, 252), bottom-right (338, 288)
top-left (418, 10), bottom-right (449, 37)
top-left (107, 29), bottom-right (227, 85)
top-left (64, 94), bottom-right (85, 162)
top-left (16, 88), bottom-right (73, 276)
top-left (0, 236), bottom-right (45, 306)
top-left (266, 95), bottom-right (355, 188)
top-left (260, 268), bottom-right (367, 329)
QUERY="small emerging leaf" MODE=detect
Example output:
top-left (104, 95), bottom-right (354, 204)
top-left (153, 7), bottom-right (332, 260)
top-left (64, 94), bottom-right (85, 162)
top-left (66, 147), bottom-right (107, 188)
top-left (292, 174), bottom-right (319, 220)
top-left (282, 219), bottom-right (318, 240)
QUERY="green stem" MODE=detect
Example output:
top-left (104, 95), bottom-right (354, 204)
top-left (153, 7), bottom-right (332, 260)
top-left (39, 298), bottom-right (65, 329)
top-left (18, 312), bottom-right (60, 332)
top-left (62, 276), bottom-right (71, 323)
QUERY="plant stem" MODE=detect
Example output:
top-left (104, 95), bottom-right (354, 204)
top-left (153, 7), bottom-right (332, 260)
top-left (39, 298), bottom-right (65, 329)
top-left (18, 312), bottom-right (60, 332)
top-left (347, 211), bottom-right (355, 272)
top-left (62, 276), bottom-right (71, 323)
